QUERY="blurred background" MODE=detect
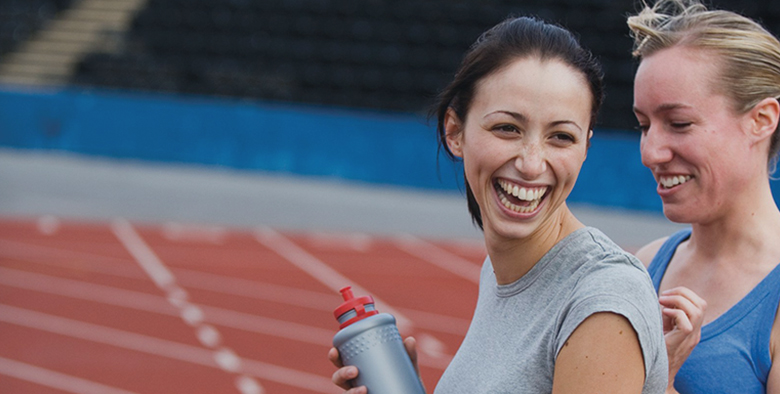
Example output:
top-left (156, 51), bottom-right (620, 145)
top-left (1, 0), bottom-right (779, 225)
top-left (1, 1), bottom-right (778, 393)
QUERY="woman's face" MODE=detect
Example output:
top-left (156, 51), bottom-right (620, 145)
top-left (446, 57), bottom-right (591, 241)
top-left (633, 46), bottom-right (755, 224)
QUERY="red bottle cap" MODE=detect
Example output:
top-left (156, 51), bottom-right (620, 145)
top-left (334, 286), bottom-right (379, 329)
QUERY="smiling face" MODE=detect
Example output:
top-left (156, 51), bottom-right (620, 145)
top-left (445, 56), bottom-right (592, 241)
top-left (633, 46), bottom-right (758, 224)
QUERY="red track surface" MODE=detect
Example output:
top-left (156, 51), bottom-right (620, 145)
top-left (0, 217), bottom-right (486, 394)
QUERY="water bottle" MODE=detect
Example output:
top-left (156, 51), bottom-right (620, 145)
top-left (332, 286), bottom-right (426, 394)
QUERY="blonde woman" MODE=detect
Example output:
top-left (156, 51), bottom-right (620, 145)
top-left (629, 1), bottom-right (780, 393)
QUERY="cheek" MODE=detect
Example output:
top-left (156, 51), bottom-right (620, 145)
top-left (550, 150), bottom-right (587, 192)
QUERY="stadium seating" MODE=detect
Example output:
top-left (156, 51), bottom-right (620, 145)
top-left (0, 0), bottom-right (72, 55)
top-left (4, 0), bottom-right (780, 131)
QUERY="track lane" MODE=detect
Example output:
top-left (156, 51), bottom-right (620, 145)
top-left (0, 217), bottom-right (482, 393)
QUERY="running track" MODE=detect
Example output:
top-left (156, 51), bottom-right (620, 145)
top-left (0, 216), bottom-right (487, 394)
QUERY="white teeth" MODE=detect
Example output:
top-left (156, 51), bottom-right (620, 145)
top-left (500, 194), bottom-right (541, 213)
top-left (496, 180), bottom-right (547, 213)
top-left (659, 175), bottom-right (692, 189)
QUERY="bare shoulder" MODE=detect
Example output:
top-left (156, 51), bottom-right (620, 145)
top-left (553, 312), bottom-right (644, 394)
top-left (767, 303), bottom-right (780, 392)
top-left (634, 237), bottom-right (669, 268)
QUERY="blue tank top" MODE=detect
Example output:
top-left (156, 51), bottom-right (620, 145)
top-left (648, 229), bottom-right (780, 394)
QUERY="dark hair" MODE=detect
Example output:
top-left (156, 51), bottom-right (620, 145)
top-left (432, 16), bottom-right (605, 230)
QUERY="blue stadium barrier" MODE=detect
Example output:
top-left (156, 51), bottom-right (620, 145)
top-left (5, 86), bottom-right (769, 213)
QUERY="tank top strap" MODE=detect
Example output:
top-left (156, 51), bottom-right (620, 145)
top-left (646, 228), bottom-right (692, 292)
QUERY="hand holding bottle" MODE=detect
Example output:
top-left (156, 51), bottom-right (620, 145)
top-left (329, 286), bottom-right (426, 394)
top-left (329, 336), bottom-right (421, 393)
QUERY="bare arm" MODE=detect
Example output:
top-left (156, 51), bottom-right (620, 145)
top-left (765, 303), bottom-right (780, 393)
top-left (552, 312), bottom-right (645, 394)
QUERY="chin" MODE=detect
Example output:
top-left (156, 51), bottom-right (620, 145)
top-left (662, 205), bottom-right (697, 224)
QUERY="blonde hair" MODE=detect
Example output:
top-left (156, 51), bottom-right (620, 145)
top-left (628, 0), bottom-right (780, 169)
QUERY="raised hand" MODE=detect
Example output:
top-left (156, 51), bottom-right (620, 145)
top-left (658, 286), bottom-right (707, 393)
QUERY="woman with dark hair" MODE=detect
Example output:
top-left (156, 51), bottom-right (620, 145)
top-left (330, 16), bottom-right (668, 393)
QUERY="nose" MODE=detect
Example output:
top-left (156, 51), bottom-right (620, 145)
top-left (640, 126), bottom-right (673, 168)
top-left (514, 141), bottom-right (546, 179)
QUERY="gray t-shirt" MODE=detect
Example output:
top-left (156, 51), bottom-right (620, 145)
top-left (434, 227), bottom-right (667, 393)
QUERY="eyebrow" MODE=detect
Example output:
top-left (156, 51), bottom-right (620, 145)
top-left (634, 102), bottom-right (693, 116)
top-left (485, 110), bottom-right (527, 123)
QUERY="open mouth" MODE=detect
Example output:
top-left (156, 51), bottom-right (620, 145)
top-left (494, 179), bottom-right (548, 214)
top-left (659, 175), bottom-right (692, 189)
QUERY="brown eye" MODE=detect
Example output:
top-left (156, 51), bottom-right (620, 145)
top-left (552, 133), bottom-right (575, 143)
top-left (493, 124), bottom-right (518, 133)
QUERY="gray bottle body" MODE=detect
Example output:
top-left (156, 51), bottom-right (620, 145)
top-left (333, 313), bottom-right (426, 394)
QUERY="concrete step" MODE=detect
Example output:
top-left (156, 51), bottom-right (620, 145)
top-left (1, 51), bottom-right (76, 65)
top-left (46, 18), bottom-right (128, 32)
top-left (0, 0), bottom-right (150, 86)
top-left (0, 62), bottom-right (73, 77)
top-left (0, 74), bottom-right (64, 86)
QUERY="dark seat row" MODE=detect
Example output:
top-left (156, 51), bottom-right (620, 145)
top-left (0, 0), bottom-right (73, 56)
top-left (67, 0), bottom-right (780, 130)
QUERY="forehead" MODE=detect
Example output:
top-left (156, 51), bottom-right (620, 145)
top-left (634, 46), bottom-right (722, 103)
top-left (471, 57), bottom-right (592, 121)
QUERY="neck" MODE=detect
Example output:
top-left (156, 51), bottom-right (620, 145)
top-left (688, 180), bottom-right (780, 263)
top-left (485, 204), bottom-right (584, 285)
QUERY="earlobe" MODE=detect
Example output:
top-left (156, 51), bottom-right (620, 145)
top-left (585, 129), bottom-right (593, 156)
top-left (750, 97), bottom-right (780, 143)
top-left (444, 109), bottom-right (464, 158)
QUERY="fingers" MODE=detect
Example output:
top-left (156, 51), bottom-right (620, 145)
top-left (658, 286), bottom-right (706, 330)
top-left (659, 286), bottom-right (707, 312)
top-left (662, 306), bottom-right (694, 333)
top-left (328, 347), bottom-right (344, 368)
top-left (331, 365), bottom-right (359, 390)
top-left (404, 336), bottom-right (420, 375)
top-left (329, 347), bottom-right (367, 393)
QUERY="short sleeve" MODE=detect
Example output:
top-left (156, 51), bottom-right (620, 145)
top-left (554, 263), bottom-right (666, 390)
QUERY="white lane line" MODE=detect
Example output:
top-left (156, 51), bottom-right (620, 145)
top-left (255, 227), bottom-right (413, 332)
top-left (0, 251), bottom-right (471, 338)
top-left (394, 234), bottom-right (481, 284)
top-left (0, 237), bottom-right (341, 310)
top-left (305, 232), bottom-right (373, 252)
top-left (36, 215), bottom-right (61, 236)
top-left (0, 304), bottom-right (335, 393)
top-left (176, 268), bottom-right (339, 310)
top-left (0, 356), bottom-right (138, 394)
top-left (0, 238), bottom-right (132, 266)
top-left (236, 375), bottom-right (264, 394)
top-left (396, 307), bottom-right (471, 336)
top-left (180, 303), bottom-right (205, 326)
top-left (111, 218), bottom-right (263, 393)
top-left (215, 348), bottom-right (242, 373)
top-left (0, 257), bottom-right (470, 339)
top-left (197, 324), bottom-right (222, 348)
top-left (161, 222), bottom-right (227, 245)
top-left (111, 219), bottom-right (176, 289)
top-left (0, 267), bottom-right (334, 346)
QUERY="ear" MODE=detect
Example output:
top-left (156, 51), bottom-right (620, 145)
top-left (444, 108), bottom-right (464, 158)
top-left (584, 129), bottom-right (593, 158)
top-left (747, 97), bottom-right (780, 145)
